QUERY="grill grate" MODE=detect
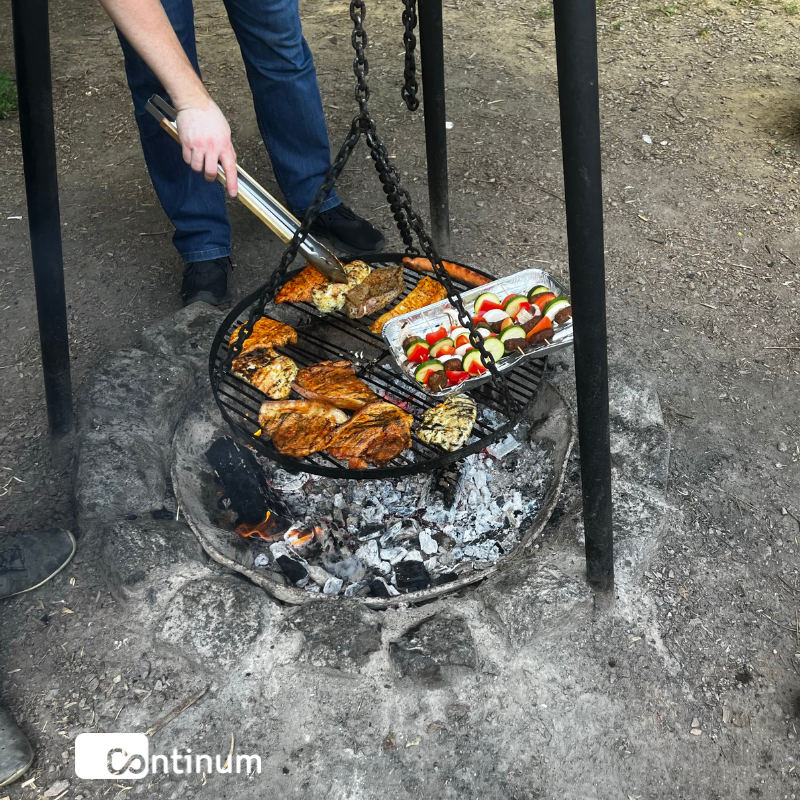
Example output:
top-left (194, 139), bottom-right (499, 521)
top-left (209, 254), bottom-right (547, 479)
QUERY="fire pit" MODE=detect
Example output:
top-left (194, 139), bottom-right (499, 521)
top-left (171, 379), bottom-right (573, 608)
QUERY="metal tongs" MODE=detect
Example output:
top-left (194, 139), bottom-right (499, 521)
top-left (145, 94), bottom-right (348, 283)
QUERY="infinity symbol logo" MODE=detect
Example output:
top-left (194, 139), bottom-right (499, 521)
top-left (107, 748), bottom-right (147, 776)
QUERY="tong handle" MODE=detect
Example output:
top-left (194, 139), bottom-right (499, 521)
top-left (144, 96), bottom-right (348, 283)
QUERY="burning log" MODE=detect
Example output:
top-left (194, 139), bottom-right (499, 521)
top-left (206, 437), bottom-right (292, 530)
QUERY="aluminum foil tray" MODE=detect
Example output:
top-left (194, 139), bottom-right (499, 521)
top-left (381, 268), bottom-right (574, 398)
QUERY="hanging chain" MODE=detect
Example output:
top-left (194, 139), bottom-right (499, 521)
top-left (216, 0), bottom-right (520, 418)
top-left (401, 0), bottom-right (420, 111)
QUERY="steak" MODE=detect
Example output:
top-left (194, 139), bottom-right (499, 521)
top-left (326, 401), bottom-right (413, 469)
top-left (274, 265), bottom-right (329, 304)
top-left (229, 317), bottom-right (297, 355)
top-left (258, 400), bottom-right (349, 457)
top-left (344, 266), bottom-right (405, 319)
top-left (232, 348), bottom-right (298, 399)
top-left (370, 277), bottom-right (448, 333)
top-left (293, 361), bottom-right (378, 411)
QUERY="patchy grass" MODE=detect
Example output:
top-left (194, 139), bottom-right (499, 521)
top-left (786, 1), bottom-right (799, 14)
top-left (696, 25), bottom-right (711, 36)
top-left (536, 3), bottom-right (553, 19)
top-left (0, 72), bottom-right (17, 120)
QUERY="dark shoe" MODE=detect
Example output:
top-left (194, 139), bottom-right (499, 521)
top-left (310, 204), bottom-right (385, 255)
top-left (0, 708), bottom-right (33, 787)
top-left (0, 528), bottom-right (76, 600)
top-left (180, 257), bottom-right (233, 307)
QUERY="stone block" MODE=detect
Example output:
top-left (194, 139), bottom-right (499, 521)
top-left (100, 518), bottom-right (206, 601)
top-left (75, 431), bottom-right (166, 525)
top-left (610, 424), bottom-right (671, 494)
top-left (287, 602), bottom-right (382, 673)
top-left (479, 547), bottom-right (594, 649)
top-left (140, 302), bottom-right (226, 374)
top-left (77, 348), bottom-right (194, 443)
top-left (158, 576), bottom-right (267, 669)
top-left (390, 615), bottom-right (477, 683)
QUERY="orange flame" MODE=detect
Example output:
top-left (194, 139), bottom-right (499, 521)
top-left (235, 511), bottom-right (283, 542)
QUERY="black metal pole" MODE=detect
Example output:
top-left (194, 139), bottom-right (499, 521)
top-left (12, 0), bottom-right (74, 467)
top-left (417, 0), bottom-right (451, 255)
top-left (552, 0), bottom-right (614, 590)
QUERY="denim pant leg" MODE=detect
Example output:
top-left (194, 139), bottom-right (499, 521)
top-left (117, 1), bottom-right (231, 263)
top-left (222, 0), bottom-right (340, 216)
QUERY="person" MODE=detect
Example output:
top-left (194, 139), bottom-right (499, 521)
top-left (0, 529), bottom-right (76, 787)
top-left (99, 0), bottom-right (385, 306)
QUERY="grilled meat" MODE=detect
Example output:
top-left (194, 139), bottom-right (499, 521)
top-left (370, 277), bottom-right (448, 333)
top-left (293, 360), bottom-right (377, 411)
top-left (229, 317), bottom-right (297, 354)
top-left (416, 395), bottom-right (477, 452)
top-left (258, 400), bottom-right (348, 457)
top-left (401, 256), bottom-right (492, 287)
top-left (344, 266), bottom-right (405, 319)
top-left (311, 261), bottom-right (371, 313)
top-left (326, 401), bottom-right (413, 468)
top-left (274, 264), bottom-right (329, 304)
top-left (232, 347), bottom-right (298, 399)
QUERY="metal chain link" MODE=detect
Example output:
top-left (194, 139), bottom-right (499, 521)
top-left (401, 0), bottom-right (420, 111)
top-left (216, 0), bottom-right (520, 418)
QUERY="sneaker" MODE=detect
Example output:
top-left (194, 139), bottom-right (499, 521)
top-left (180, 257), bottom-right (233, 307)
top-left (0, 528), bottom-right (76, 600)
top-left (309, 204), bottom-right (385, 255)
top-left (0, 708), bottom-right (33, 787)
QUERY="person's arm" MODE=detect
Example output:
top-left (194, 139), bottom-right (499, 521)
top-left (99, 0), bottom-right (238, 196)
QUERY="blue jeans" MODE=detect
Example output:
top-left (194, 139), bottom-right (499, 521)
top-left (118, 0), bottom-right (340, 263)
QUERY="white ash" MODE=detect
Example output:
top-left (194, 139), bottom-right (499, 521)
top-left (241, 415), bottom-right (554, 597)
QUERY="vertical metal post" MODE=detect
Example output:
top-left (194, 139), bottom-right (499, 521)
top-left (12, 0), bottom-right (74, 467)
top-left (417, 0), bottom-right (451, 255)
top-left (553, 0), bottom-right (614, 590)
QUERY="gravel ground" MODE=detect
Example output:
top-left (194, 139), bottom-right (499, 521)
top-left (1, 0), bottom-right (800, 796)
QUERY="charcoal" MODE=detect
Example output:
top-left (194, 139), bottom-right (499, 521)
top-left (433, 572), bottom-right (459, 586)
top-left (276, 555), bottom-right (307, 585)
top-left (206, 437), bottom-right (292, 528)
top-left (368, 578), bottom-right (390, 598)
top-left (430, 461), bottom-right (466, 510)
top-left (394, 560), bottom-right (431, 593)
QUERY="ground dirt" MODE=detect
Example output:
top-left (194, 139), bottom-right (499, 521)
top-left (1, 0), bottom-right (800, 796)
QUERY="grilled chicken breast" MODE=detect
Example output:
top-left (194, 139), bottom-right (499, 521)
top-left (229, 317), bottom-right (298, 354)
top-left (370, 277), bottom-right (448, 333)
top-left (326, 401), bottom-right (413, 468)
top-left (311, 261), bottom-right (372, 313)
top-left (258, 400), bottom-right (349, 457)
top-left (293, 360), bottom-right (378, 411)
top-left (232, 347), bottom-right (298, 399)
top-left (274, 265), bottom-right (329, 304)
top-left (416, 395), bottom-right (477, 452)
top-left (344, 266), bottom-right (405, 319)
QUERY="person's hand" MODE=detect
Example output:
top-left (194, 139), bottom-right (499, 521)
top-left (175, 98), bottom-right (238, 197)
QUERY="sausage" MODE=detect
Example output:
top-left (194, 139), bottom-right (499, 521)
top-left (526, 327), bottom-right (554, 347)
top-left (401, 257), bottom-right (492, 287)
top-left (554, 306), bottom-right (572, 324)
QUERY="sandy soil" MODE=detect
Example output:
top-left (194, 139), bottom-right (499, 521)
top-left (1, 0), bottom-right (799, 796)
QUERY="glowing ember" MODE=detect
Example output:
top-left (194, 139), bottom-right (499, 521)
top-left (286, 525), bottom-right (322, 548)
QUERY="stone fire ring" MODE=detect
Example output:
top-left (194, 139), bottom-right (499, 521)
top-left (171, 382), bottom-right (575, 609)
